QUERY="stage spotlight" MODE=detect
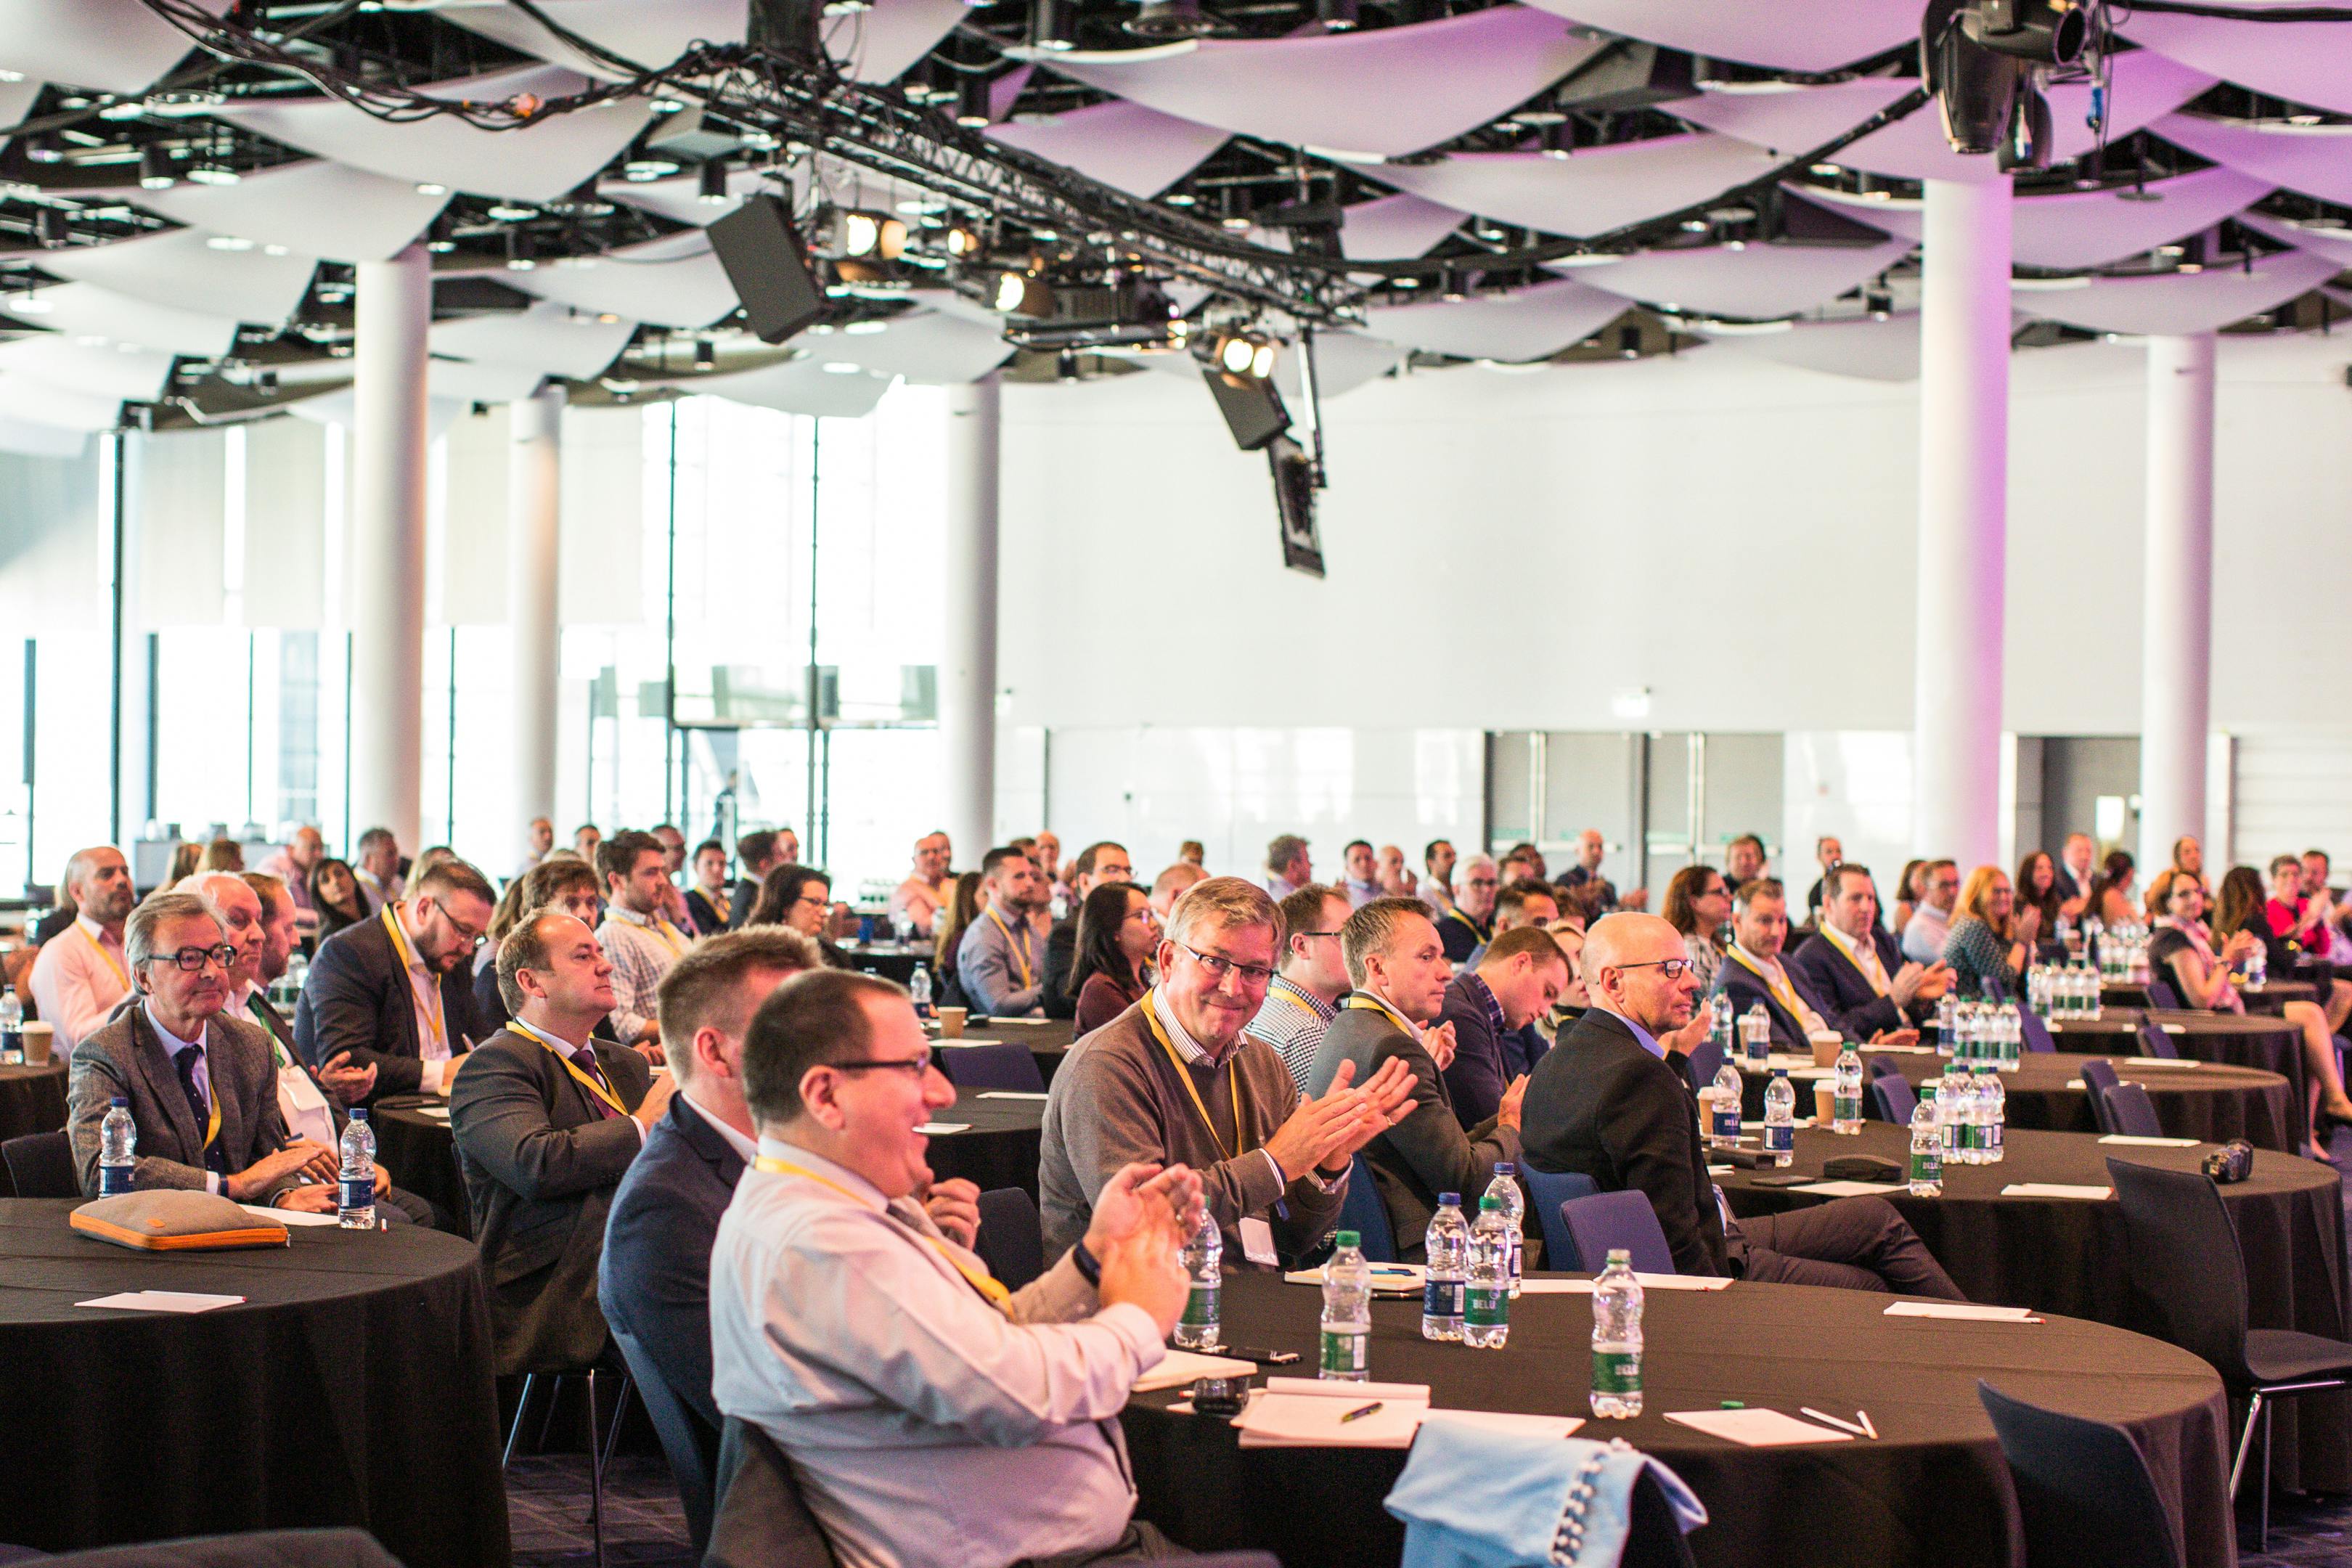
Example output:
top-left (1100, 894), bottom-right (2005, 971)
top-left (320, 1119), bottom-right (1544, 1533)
top-left (1318, 0), bottom-right (1358, 29)
top-left (1029, 0), bottom-right (1074, 51)
top-left (956, 73), bottom-right (992, 127)
top-left (1961, 0), bottom-right (2087, 63)
top-left (138, 147), bottom-right (174, 190)
top-left (814, 208), bottom-right (909, 261)
top-left (992, 270), bottom-right (1055, 317)
top-left (1127, 0), bottom-right (1215, 38)
top-left (698, 158), bottom-right (732, 204)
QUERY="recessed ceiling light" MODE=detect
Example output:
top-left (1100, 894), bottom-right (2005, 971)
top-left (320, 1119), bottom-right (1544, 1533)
top-left (7, 291), bottom-right (53, 314)
top-left (416, 182), bottom-right (448, 196)
top-left (264, 244), bottom-right (289, 256)
top-left (624, 158), bottom-right (681, 182)
top-left (205, 234), bottom-right (254, 250)
top-left (487, 204), bottom-right (537, 221)
top-left (821, 362), bottom-right (862, 374)
top-left (187, 165), bottom-right (240, 187)
top-left (844, 319), bottom-right (887, 335)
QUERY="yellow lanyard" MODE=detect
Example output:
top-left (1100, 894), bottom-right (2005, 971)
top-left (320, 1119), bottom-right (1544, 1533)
top-left (81, 923), bottom-right (130, 992)
top-left (1816, 926), bottom-right (1887, 997)
top-left (1342, 992), bottom-right (1415, 1034)
top-left (1728, 945), bottom-right (1806, 1017)
top-left (380, 906), bottom-right (449, 1057)
top-left (985, 905), bottom-right (1035, 989)
top-left (1262, 981), bottom-right (1320, 1021)
top-left (513, 1019), bottom-right (630, 1119)
top-left (625, 910), bottom-right (690, 957)
top-left (1142, 991), bottom-right (1242, 1163)
top-left (753, 1155), bottom-right (1012, 1311)
top-left (1445, 907), bottom-right (1486, 941)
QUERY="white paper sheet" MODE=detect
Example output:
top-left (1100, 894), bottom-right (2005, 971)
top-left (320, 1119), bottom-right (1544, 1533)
top-left (237, 1203), bottom-right (341, 1226)
top-left (2002, 1183), bottom-right (2113, 1200)
top-left (976, 1091), bottom-right (1049, 1101)
top-left (2125, 1056), bottom-right (2197, 1069)
top-left (1885, 1301), bottom-right (2040, 1321)
top-left (1521, 1274), bottom-right (1732, 1293)
top-left (2098, 1135), bottom-right (2200, 1148)
top-left (915, 1122), bottom-right (971, 1135)
top-left (1236, 1389), bottom-right (1429, 1448)
top-left (1791, 1180), bottom-right (1907, 1197)
top-left (77, 1290), bottom-right (246, 1313)
top-left (1283, 1263), bottom-right (1426, 1295)
top-left (1663, 1408), bottom-right (1853, 1447)
top-left (1421, 1410), bottom-right (1586, 1440)
top-left (1135, 1349), bottom-right (1257, 1392)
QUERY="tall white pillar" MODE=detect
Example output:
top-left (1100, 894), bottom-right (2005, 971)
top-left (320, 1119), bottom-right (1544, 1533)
top-left (2139, 333), bottom-right (2216, 867)
top-left (347, 245), bottom-right (430, 850)
top-left (1911, 178), bottom-right (2012, 869)
top-left (509, 388), bottom-right (563, 854)
top-left (939, 377), bottom-right (1000, 864)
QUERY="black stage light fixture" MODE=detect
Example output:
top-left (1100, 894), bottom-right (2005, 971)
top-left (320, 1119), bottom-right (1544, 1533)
top-left (708, 193), bottom-right (830, 343)
top-left (1999, 76), bottom-right (2054, 171)
top-left (1961, 0), bottom-right (2088, 63)
top-left (1204, 360), bottom-right (1291, 451)
top-left (695, 339), bottom-right (716, 369)
top-left (1267, 435), bottom-right (1324, 577)
top-left (1318, 0), bottom-right (1357, 30)
top-left (1029, 0), bottom-right (1074, 51)
top-left (1924, 0), bottom-right (2018, 156)
top-left (990, 269), bottom-right (1057, 318)
top-left (34, 208), bottom-right (66, 248)
top-left (1127, 0), bottom-right (1215, 38)
top-left (956, 72), bottom-right (993, 128)
top-left (699, 157), bottom-right (732, 205)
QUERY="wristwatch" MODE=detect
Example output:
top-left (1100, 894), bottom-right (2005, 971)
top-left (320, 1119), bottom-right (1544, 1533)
top-left (1072, 1239), bottom-right (1102, 1287)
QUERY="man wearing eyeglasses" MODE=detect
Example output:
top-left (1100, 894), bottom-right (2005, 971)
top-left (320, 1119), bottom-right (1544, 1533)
top-left (65, 893), bottom-right (346, 1209)
top-left (295, 859), bottom-right (497, 1104)
top-left (453, 911), bottom-right (671, 1375)
top-left (1438, 854), bottom-right (1501, 964)
top-left (1040, 876), bottom-right (1418, 1266)
top-left (1522, 912), bottom-right (1962, 1296)
top-left (1244, 883), bottom-right (1355, 1090)
top-left (1043, 841), bottom-right (1133, 1023)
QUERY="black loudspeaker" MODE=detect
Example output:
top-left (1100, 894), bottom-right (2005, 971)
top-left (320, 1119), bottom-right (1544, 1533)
top-left (707, 194), bottom-right (828, 343)
top-left (1201, 366), bottom-right (1291, 452)
top-left (1267, 436), bottom-right (1324, 578)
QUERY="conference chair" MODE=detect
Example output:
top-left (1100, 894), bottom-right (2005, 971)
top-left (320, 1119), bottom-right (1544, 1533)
top-left (2103, 1083), bottom-right (2164, 1138)
top-left (2078, 1060), bottom-right (2123, 1135)
top-left (1524, 1167), bottom-right (1598, 1274)
top-left (1336, 1151), bottom-right (1398, 1263)
top-left (2017, 1008), bottom-right (2057, 1053)
top-left (1681, 1034), bottom-right (1724, 1094)
top-left (1976, 1381), bottom-right (2186, 1568)
top-left (2145, 979), bottom-right (2186, 1011)
top-left (973, 1187), bottom-right (1046, 1291)
top-left (707, 1418), bottom-right (837, 1568)
top-left (610, 1326), bottom-right (719, 1557)
top-left (934, 1041), bottom-right (1046, 1094)
top-left (1866, 1073), bottom-right (1917, 1126)
top-left (2106, 1157), bottom-right (2352, 1548)
top-left (1, 1130), bottom-right (75, 1199)
top-left (1556, 1190), bottom-right (1675, 1275)
top-left (2136, 1022), bottom-right (2181, 1060)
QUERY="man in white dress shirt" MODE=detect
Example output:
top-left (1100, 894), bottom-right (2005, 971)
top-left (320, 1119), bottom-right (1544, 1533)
top-left (28, 845), bottom-right (137, 1054)
top-left (711, 968), bottom-right (1199, 1568)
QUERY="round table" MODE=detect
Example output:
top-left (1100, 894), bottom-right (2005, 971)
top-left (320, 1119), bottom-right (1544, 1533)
top-left (927, 1016), bottom-right (1077, 1086)
top-left (2242, 979), bottom-right (2322, 1016)
top-left (2047, 1009), bottom-right (2308, 1111)
top-left (1123, 1270), bottom-right (2233, 1568)
top-left (372, 1098), bottom-right (469, 1235)
top-left (1718, 1122), bottom-right (2351, 1490)
top-left (841, 943), bottom-right (926, 983)
top-left (926, 1089), bottom-right (1044, 1198)
top-left (0, 1057), bottom-right (68, 1143)
top-left (0, 1198), bottom-right (510, 1567)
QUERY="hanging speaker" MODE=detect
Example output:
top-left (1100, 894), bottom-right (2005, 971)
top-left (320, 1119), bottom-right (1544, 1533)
top-left (706, 193), bottom-right (828, 343)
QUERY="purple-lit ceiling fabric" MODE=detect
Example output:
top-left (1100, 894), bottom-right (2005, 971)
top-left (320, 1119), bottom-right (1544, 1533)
top-left (129, 159), bottom-right (451, 263)
top-left (987, 100), bottom-right (1230, 197)
top-left (0, 0), bottom-right (229, 96)
top-left (41, 225), bottom-right (318, 326)
top-left (1704, 313), bottom-right (1921, 381)
top-left (1513, 0), bottom-right (1924, 73)
top-left (1045, 9), bottom-right (1606, 160)
top-left (1834, 49), bottom-right (2217, 184)
top-left (1372, 134), bottom-right (1781, 241)
top-left (2237, 209), bottom-right (2352, 271)
top-left (429, 301), bottom-right (640, 382)
top-left (1339, 194), bottom-right (1470, 260)
top-left (2153, 113), bottom-right (2352, 208)
top-left (2011, 248), bottom-right (2338, 335)
top-left (1573, 234), bottom-right (1913, 319)
top-left (1671, 77), bottom-right (1920, 158)
top-left (2124, 9), bottom-right (2352, 118)
top-left (509, 233), bottom-right (741, 328)
top-left (216, 65), bottom-right (657, 203)
top-left (1363, 276), bottom-right (1628, 360)
top-left (1799, 164), bottom-right (2274, 270)
top-left (440, 0), bottom-right (959, 86)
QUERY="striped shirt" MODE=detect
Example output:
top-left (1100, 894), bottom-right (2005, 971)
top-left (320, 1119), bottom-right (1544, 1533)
top-left (1243, 974), bottom-right (1340, 1093)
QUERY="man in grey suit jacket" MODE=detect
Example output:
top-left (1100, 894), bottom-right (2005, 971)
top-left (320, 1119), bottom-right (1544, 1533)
top-left (454, 910), bottom-right (671, 1376)
top-left (1308, 897), bottom-right (1527, 1260)
top-left (65, 894), bottom-right (343, 1208)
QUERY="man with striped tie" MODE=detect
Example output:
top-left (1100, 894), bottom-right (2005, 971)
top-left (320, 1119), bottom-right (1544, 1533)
top-left (596, 830), bottom-right (690, 1061)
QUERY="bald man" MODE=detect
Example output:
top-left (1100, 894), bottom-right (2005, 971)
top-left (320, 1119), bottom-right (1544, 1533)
top-left (1519, 913), bottom-right (1961, 1297)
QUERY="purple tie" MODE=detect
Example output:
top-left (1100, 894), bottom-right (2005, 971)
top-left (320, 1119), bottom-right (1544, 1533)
top-left (571, 1047), bottom-right (618, 1119)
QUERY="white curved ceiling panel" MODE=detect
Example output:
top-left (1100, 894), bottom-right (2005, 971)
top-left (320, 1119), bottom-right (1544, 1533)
top-left (1800, 164), bottom-right (2272, 270)
top-left (803, 309), bottom-right (1012, 383)
top-left (0, 374), bottom-right (121, 433)
top-left (41, 225), bottom-right (316, 326)
top-left (1837, 50), bottom-right (2217, 184)
top-left (1672, 77), bottom-right (1919, 158)
top-left (131, 159), bottom-right (449, 264)
top-left (510, 235), bottom-right (741, 329)
top-left (1706, 313), bottom-right (1920, 380)
top-left (2154, 113), bottom-right (2352, 208)
top-left (1514, 0), bottom-right (1924, 73)
top-left (430, 301), bottom-right (638, 381)
top-left (1578, 235), bottom-right (1914, 319)
top-left (2125, 9), bottom-right (2352, 118)
top-left (1276, 330), bottom-right (1403, 398)
top-left (8, 282), bottom-right (237, 358)
top-left (0, 0), bottom-right (229, 96)
top-left (988, 99), bottom-right (1230, 197)
top-left (0, 415), bottom-right (91, 458)
top-left (1047, 8), bottom-right (1607, 160)
top-left (1363, 276), bottom-right (1627, 360)
top-left (2237, 209), bottom-right (2352, 271)
top-left (440, 0), bottom-right (956, 85)
top-left (1338, 194), bottom-right (1469, 260)
top-left (0, 335), bottom-right (176, 401)
top-left (216, 65), bottom-right (656, 203)
top-left (1372, 134), bottom-right (1781, 241)
top-left (695, 356), bottom-right (895, 417)
top-left (2012, 247), bottom-right (2337, 335)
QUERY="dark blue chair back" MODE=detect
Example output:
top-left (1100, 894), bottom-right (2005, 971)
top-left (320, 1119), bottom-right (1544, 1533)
top-left (1336, 1152), bottom-right (1397, 1263)
top-left (2017, 1007), bottom-right (2057, 1053)
top-left (935, 1041), bottom-right (1045, 1093)
top-left (973, 1187), bottom-right (1046, 1291)
top-left (1, 1130), bottom-right (75, 1199)
top-left (2134, 1022), bottom-right (2179, 1060)
top-left (2103, 1082), bottom-right (2163, 1138)
top-left (1524, 1167), bottom-right (1598, 1273)
top-left (1977, 1381), bottom-right (2186, 1568)
top-left (2078, 1058), bottom-right (2122, 1133)
top-left (1864, 1054), bottom-right (1901, 1079)
top-left (1557, 1190), bottom-right (1675, 1275)
top-left (2144, 978), bottom-right (2184, 1011)
top-left (611, 1326), bottom-right (721, 1556)
top-left (1866, 1072), bottom-right (1917, 1125)
top-left (709, 1417), bottom-right (838, 1568)
top-left (1682, 1034), bottom-right (1724, 1093)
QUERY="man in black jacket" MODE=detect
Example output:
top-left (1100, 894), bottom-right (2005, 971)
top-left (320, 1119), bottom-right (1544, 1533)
top-left (1788, 865), bottom-right (1947, 1041)
top-left (1520, 912), bottom-right (1961, 1297)
top-left (1041, 841), bottom-right (1132, 1021)
top-left (294, 859), bottom-right (495, 1102)
top-left (1439, 926), bottom-right (1567, 1130)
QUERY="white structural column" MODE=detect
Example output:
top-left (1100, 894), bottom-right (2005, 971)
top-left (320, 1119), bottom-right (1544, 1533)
top-left (2139, 333), bottom-right (2216, 867)
top-left (1911, 177), bottom-right (2013, 868)
top-left (939, 377), bottom-right (1001, 862)
top-left (509, 388), bottom-right (564, 849)
top-left (348, 244), bottom-right (430, 849)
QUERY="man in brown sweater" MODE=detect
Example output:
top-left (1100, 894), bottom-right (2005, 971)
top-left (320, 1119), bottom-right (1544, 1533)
top-left (1040, 877), bottom-right (1416, 1265)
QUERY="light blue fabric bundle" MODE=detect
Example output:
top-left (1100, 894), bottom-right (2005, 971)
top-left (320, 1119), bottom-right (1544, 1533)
top-left (1384, 1417), bottom-right (1707, 1568)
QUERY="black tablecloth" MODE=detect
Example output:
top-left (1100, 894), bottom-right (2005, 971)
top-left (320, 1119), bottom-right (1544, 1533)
top-left (372, 1099), bottom-right (467, 1236)
top-left (0, 1057), bottom-right (68, 1143)
top-left (842, 944), bottom-right (926, 982)
top-left (2242, 979), bottom-right (2321, 1016)
top-left (1124, 1270), bottom-right (2232, 1568)
top-left (930, 1017), bottom-right (1077, 1086)
top-left (0, 1198), bottom-right (509, 1567)
top-left (926, 1089), bottom-right (1043, 1198)
top-left (1863, 1050), bottom-right (2295, 1151)
top-left (2048, 1009), bottom-right (2307, 1112)
top-left (1719, 1122), bottom-right (2351, 1490)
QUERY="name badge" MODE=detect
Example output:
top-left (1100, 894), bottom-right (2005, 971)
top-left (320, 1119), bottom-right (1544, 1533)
top-left (1238, 1215), bottom-right (1278, 1267)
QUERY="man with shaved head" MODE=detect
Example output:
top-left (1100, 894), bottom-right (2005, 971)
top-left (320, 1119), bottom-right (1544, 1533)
top-left (1519, 913), bottom-right (1961, 1297)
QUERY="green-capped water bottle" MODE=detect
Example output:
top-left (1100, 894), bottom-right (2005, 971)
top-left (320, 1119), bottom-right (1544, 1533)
top-left (1319, 1230), bottom-right (1371, 1379)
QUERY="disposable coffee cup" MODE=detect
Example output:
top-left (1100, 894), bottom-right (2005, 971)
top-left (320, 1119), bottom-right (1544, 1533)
top-left (21, 1021), bottom-right (51, 1066)
top-left (1809, 1030), bottom-right (1845, 1068)
top-left (1813, 1081), bottom-right (1837, 1123)
top-left (938, 1007), bottom-right (968, 1040)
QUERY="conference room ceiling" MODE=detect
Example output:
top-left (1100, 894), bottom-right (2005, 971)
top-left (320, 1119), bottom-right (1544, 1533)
top-left (0, 0), bottom-right (2349, 443)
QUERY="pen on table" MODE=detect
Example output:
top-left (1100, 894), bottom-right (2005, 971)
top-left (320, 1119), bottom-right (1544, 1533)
top-left (1337, 1402), bottom-right (1384, 1424)
top-left (1800, 1408), bottom-right (1870, 1437)
top-left (1857, 1410), bottom-right (1877, 1439)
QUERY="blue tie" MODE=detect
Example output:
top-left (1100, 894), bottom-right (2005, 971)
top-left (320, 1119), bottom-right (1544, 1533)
top-left (173, 1044), bottom-right (226, 1175)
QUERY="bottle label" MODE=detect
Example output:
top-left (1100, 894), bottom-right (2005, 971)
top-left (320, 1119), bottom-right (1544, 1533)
top-left (1591, 1349), bottom-right (1642, 1395)
top-left (99, 1164), bottom-right (132, 1198)
top-left (1508, 1235), bottom-right (1522, 1286)
top-left (1180, 1283), bottom-right (1219, 1328)
top-left (1319, 1327), bottom-right (1366, 1376)
top-left (1712, 1105), bottom-right (1741, 1141)
top-left (1423, 1278), bottom-right (1464, 1318)
top-left (1834, 1091), bottom-right (1861, 1122)
top-left (1911, 1149), bottom-right (1941, 1183)
top-left (1464, 1285), bottom-right (1508, 1328)
top-left (339, 1175), bottom-right (372, 1212)
top-left (1764, 1123), bottom-right (1793, 1153)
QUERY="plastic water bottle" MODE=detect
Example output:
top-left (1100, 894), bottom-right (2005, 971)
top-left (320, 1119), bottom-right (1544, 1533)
top-left (1709, 1058), bottom-right (1744, 1148)
top-left (1175, 1208), bottom-right (1222, 1349)
top-left (0, 985), bottom-right (20, 1064)
top-left (1977, 1063), bottom-right (2005, 1164)
top-left (1908, 1086), bottom-right (1944, 1196)
top-left (1464, 1196), bottom-right (1512, 1349)
top-left (1946, 1071), bottom-right (1978, 1165)
top-left (1935, 991), bottom-right (1958, 1057)
top-left (1833, 1042), bottom-right (1863, 1135)
top-left (1763, 1069), bottom-right (1795, 1166)
top-left (1998, 1002), bottom-right (2022, 1071)
top-left (1740, 1003), bottom-right (1771, 1069)
top-left (1320, 1230), bottom-right (1371, 1380)
top-left (338, 1106), bottom-right (375, 1228)
top-left (2086, 960), bottom-right (2104, 1021)
top-left (1588, 1248), bottom-right (1646, 1418)
top-left (1484, 1164), bottom-right (1525, 1297)
top-left (99, 1097), bottom-right (136, 1196)
top-left (908, 963), bottom-right (934, 1018)
top-left (2247, 944), bottom-right (2268, 991)
top-left (1708, 993), bottom-right (1734, 1059)
top-left (271, 949), bottom-right (309, 1010)
top-left (1422, 1194), bottom-right (1468, 1342)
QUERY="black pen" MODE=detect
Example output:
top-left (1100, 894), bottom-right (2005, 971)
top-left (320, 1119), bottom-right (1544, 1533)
top-left (1337, 1401), bottom-right (1383, 1424)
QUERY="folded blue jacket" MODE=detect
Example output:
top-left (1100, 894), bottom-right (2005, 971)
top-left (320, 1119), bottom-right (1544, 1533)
top-left (1385, 1417), bottom-right (1707, 1568)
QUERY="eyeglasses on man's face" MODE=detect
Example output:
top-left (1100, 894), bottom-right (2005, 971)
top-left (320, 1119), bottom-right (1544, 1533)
top-left (146, 944), bottom-right (238, 973)
top-left (830, 1052), bottom-right (934, 1077)
top-left (1617, 957), bottom-right (1695, 981)
top-left (1174, 939), bottom-right (1275, 989)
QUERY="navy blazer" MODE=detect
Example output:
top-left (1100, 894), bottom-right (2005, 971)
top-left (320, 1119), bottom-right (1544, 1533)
top-left (600, 1093), bottom-right (746, 1431)
top-left (1785, 927), bottom-right (1913, 1040)
top-left (293, 910), bottom-right (483, 1099)
top-left (1437, 971), bottom-right (1548, 1130)
top-left (1712, 948), bottom-right (1841, 1050)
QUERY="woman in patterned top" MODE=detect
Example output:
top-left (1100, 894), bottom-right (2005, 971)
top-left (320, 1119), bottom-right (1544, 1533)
top-left (1942, 864), bottom-right (2040, 1000)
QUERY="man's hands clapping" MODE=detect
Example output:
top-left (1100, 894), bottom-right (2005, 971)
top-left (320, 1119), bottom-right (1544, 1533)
top-left (1262, 1056), bottom-right (1416, 1183)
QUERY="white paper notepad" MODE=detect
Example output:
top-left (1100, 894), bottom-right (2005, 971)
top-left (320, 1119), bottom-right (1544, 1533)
top-left (2125, 1057), bottom-right (2197, 1069)
top-left (237, 1203), bottom-right (341, 1226)
top-left (1135, 1349), bottom-right (1257, 1393)
top-left (77, 1290), bottom-right (245, 1313)
top-left (1664, 1408), bottom-right (1852, 1447)
top-left (1235, 1379), bottom-right (1432, 1448)
top-left (2098, 1135), bottom-right (2200, 1148)
top-left (976, 1090), bottom-right (1049, 1101)
top-left (915, 1122), bottom-right (971, 1135)
top-left (2002, 1183), bottom-right (2113, 1200)
top-left (1885, 1301), bottom-right (2039, 1322)
top-left (1522, 1274), bottom-right (1731, 1294)
top-left (1422, 1410), bottom-right (1585, 1441)
top-left (1792, 1180), bottom-right (1906, 1198)
top-left (1283, 1263), bottom-right (1426, 1295)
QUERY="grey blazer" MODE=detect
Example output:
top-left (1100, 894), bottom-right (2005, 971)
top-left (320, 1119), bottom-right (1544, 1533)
top-left (449, 1024), bottom-right (653, 1376)
top-left (66, 1003), bottom-right (301, 1201)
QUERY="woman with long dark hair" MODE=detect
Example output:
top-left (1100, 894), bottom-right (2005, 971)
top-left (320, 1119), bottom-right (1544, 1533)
top-left (2081, 849), bottom-right (2139, 928)
top-left (1067, 882), bottom-right (1156, 1034)
top-left (933, 871), bottom-right (986, 1007)
top-left (2014, 850), bottom-right (2063, 938)
top-left (1659, 864), bottom-right (1730, 995)
top-left (309, 857), bottom-right (370, 942)
top-left (1890, 858), bottom-right (1927, 936)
